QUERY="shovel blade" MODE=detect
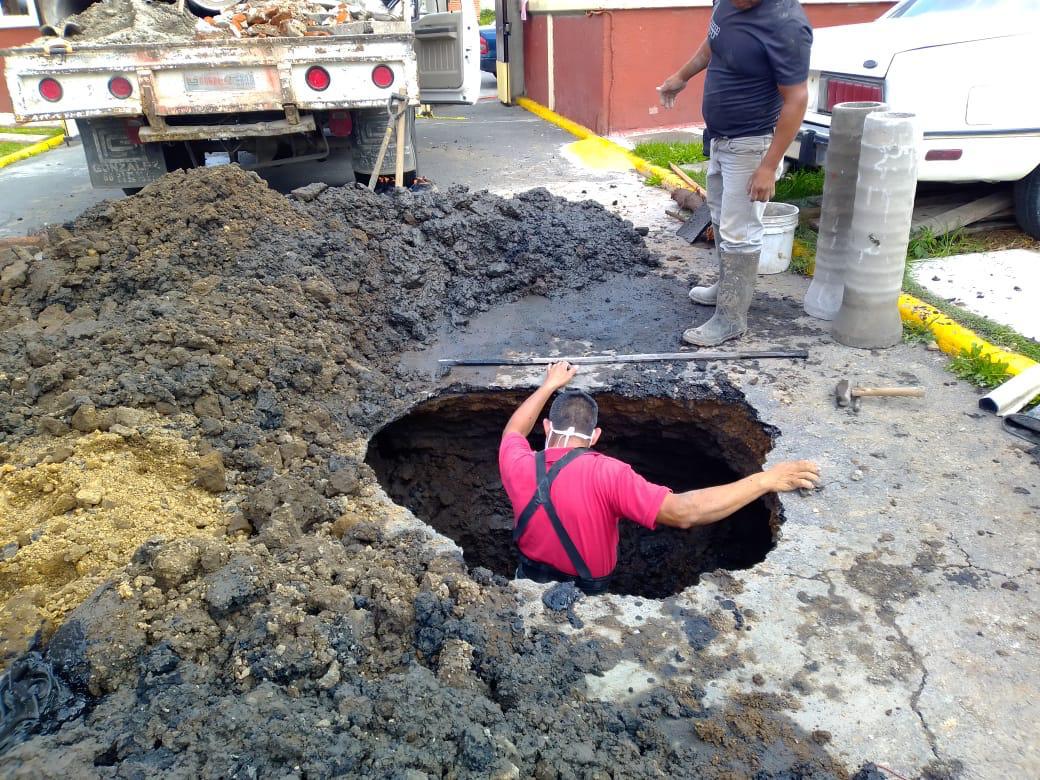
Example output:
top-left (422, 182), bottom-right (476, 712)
top-left (676, 204), bottom-right (712, 243)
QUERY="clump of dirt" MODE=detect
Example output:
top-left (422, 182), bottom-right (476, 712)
top-left (0, 417), bottom-right (229, 669)
top-left (0, 166), bottom-right (859, 776)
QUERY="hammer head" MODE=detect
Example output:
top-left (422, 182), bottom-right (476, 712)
top-left (834, 379), bottom-right (851, 407)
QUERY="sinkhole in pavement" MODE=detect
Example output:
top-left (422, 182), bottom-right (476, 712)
top-left (366, 389), bottom-right (779, 599)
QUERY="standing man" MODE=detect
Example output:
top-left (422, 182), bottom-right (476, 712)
top-left (499, 362), bottom-right (820, 594)
top-left (657, 0), bottom-right (812, 346)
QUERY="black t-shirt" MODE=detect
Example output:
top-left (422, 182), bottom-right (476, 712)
top-left (702, 0), bottom-right (813, 140)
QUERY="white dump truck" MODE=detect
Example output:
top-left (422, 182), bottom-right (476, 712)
top-left (1, 0), bottom-right (479, 191)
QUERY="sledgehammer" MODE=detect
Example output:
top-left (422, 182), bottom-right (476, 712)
top-left (835, 378), bottom-right (924, 413)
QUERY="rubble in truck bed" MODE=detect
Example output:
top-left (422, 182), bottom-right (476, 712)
top-left (0, 166), bottom-right (867, 777)
top-left (58, 0), bottom-right (401, 44)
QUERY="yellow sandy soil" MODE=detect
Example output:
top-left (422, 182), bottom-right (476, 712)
top-left (0, 420), bottom-right (228, 666)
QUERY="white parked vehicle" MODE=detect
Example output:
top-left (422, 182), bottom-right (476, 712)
top-left (786, 0), bottom-right (1040, 237)
top-left (1, 0), bottom-right (479, 191)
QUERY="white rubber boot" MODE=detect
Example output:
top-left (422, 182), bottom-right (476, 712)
top-left (682, 250), bottom-right (759, 347)
top-left (688, 223), bottom-right (722, 306)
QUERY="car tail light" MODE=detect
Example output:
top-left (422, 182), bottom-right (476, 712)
top-left (38, 77), bottom-right (63, 103)
top-left (480, 36), bottom-right (488, 56)
top-left (819, 74), bottom-right (884, 113)
top-left (328, 111), bottom-right (352, 138)
top-left (371, 65), bottom-right (394, 89)
top-left (108, 76), bottom-right (133, 99)
top-left (925, 149), bottom-right (963, 161)
top-left (305, 66), bottom-right (331, 92)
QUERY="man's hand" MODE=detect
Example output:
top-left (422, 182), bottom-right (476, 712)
top-left (657, 74), bottom-right (688, 109)
top-left (543, 361), bottom-right (577, 391)
top-left (747, 163), bottom-right (777, 202)
top-left (763, 460), bottom-right (821, 492)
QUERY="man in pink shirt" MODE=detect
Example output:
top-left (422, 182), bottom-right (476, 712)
top-left (499, 362), bottom-right (820, 594)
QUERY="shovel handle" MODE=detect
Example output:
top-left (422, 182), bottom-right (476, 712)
top-left (853, 386), bottom-right (925, 398)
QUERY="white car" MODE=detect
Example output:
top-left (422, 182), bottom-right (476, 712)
top-left (787, 0), bottom-right (1040, 237)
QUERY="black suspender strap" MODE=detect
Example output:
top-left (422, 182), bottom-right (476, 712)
top-left (512, 448), bottom-right (593, 581)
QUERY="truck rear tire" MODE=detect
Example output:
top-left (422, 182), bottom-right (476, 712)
top-left (1014, 164), bottom-right (1040, 239)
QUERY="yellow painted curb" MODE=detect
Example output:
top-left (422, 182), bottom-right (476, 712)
top-left (517, 96), bottom-right (1036, 378)
top-left (899, 294), bottom-right (1036, 376)
top-left (516, 97), bottom-right (689, 191)
top-left (0, 133), bottom-right (65, 170)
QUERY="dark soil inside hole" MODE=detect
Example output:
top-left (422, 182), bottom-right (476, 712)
top-left (366, 389), bottom-right (779, 598)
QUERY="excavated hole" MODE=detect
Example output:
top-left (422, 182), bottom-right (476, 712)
top-left (366, 390), bottom-right (779, 599)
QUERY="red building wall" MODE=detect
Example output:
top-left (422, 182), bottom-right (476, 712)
top-left (524, 3), bottom-right (895, 135)
top-left (0, 27), bottom-right (40, 115)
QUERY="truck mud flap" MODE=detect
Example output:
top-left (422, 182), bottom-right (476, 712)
top-left (351, 107), bottom-right (416, 176)
top-left (77, 118), bottom-right (166, 189)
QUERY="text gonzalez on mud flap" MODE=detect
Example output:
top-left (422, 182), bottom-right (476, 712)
top-left (498, 362), bottom-right (820, 594)
top-left (657, 0), bottom-right (812, 347)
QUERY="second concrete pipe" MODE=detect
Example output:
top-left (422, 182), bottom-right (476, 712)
top-left (803, 101), bottom-right (888, 320)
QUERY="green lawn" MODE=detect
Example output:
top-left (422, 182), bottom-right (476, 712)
top-left (632, 140), bottom-right (707, 169)
top-left (0, 124), bottom-right (63, 136)
top-left (773, 167), bottom-right (825, 203)
top-left (0, 141), bottom-right (27, 156)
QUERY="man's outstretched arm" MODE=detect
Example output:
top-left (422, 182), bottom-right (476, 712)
top-left (502, 362), bottom-right (577, 439)
top-left (656, 460), bottom-right (820, 529)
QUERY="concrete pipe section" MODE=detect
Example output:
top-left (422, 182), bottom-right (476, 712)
top-left (833, 112), bottom-right (922, 349)
top-left (803, 101), bottom-right (888, 321)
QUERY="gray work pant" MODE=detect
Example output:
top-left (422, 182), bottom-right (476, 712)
top-left (706, 134), bottom-right (784, 254)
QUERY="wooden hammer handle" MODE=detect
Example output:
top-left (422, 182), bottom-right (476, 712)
top-left (853, 386), bottom-right (925, 398)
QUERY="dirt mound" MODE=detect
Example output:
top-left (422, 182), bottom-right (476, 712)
top-left (0, 419), bottom-right (229, 669)
top-left (0, 167), bottom-right (859, 776)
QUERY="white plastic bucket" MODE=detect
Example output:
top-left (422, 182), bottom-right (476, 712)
top-left (758, 202), bottom-right (800, 274)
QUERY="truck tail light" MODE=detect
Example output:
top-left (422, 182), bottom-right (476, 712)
top-left (328, 111), bottom-right (352, 137)
top-left (305, 66), bottom-right (331, 92)
top-left (38, 77), bottom-right (63, 103)
top-left (108, 76), bottom-right (133, 99)
top-left (480, 36), bottom-right (488, 56)
top-left (372, 65), bottom-right (394, 89)
top-left (820, 74), bottom-right (884, 113)
top-left (925, 149), bottom-right (963, 161)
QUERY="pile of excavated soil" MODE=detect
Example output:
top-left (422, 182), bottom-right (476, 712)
top-left (0, 416), bottom-right (229, 669)
top-left (0, 167), bottom-right (864, 776)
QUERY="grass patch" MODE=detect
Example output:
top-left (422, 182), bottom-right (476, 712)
top-left (948, 344), bottom-right (1012, 388)
top-left (902, 317), bottom-right (935, 345)
top-left (0, 125), bottom-right (62, 137)
top-left (0, 141), bottom-right (29, 156)
top-left (632, 140), bottom-right (707, 169)
top-left (479, 9), bottom-right (495, 25)
top-left (643, 171), bottom-right (664, 188)
top-left (790, 225), bottom-right (817, 276)
top-left (907, 226), bottom-right (982, 261)
top-left (773, 167), bottom-right (825, 203)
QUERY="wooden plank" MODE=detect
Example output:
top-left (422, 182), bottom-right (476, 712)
top-left (668, 163), bottom-right (708, 197)
top-left (911, 192), bottom-right (1014, 236)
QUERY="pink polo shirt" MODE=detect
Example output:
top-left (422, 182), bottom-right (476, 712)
top-left (498, 432), bottom-right (670, 578)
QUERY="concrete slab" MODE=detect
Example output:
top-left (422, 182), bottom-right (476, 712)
top-left (913, 249), bottom-right (1040, 340)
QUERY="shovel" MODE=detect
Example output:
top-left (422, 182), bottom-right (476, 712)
top-left (676, 203), bottom-right (713, 243)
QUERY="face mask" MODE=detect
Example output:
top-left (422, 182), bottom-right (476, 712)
top-left (548, 424), bottom-right (595, 447)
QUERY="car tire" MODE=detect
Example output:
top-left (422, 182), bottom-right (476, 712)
top-left (1013, 164), bottom-right (1040, 239)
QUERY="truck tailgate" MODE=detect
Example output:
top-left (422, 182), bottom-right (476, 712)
top-left (2, 34), bottom-right (419, 123)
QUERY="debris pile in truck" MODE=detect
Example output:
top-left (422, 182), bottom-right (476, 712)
top-left (196, 0), bottom-right (402, 39)
top-left (55, 0), bottom-right (402, 44)
top-left (0, 166), bottom-right (862, 777)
